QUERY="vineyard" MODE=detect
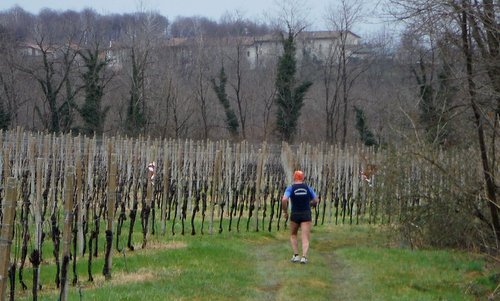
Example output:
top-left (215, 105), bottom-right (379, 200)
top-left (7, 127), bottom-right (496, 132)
top-left (0, 129), bottom-right (490, 300)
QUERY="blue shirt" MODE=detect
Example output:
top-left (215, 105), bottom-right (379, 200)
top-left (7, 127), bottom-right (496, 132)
top-left (284, 183), bottom-right (317, 212)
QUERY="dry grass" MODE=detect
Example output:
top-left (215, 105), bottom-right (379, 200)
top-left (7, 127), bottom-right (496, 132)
top-left (131, 240), bottom-right (187, 251)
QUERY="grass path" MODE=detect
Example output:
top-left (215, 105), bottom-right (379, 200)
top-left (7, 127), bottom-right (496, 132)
top-left (248, 225), bottom-right (376, 301)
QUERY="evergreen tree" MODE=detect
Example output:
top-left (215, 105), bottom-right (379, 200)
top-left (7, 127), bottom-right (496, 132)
top-left (275, 30), bottom-right (312, 143)
top-left (0, 102), bottom-right (11, 130)
top-left (354, 106), bottom-right (378, 147)
top-left (78, 46), bottom-right (110, 136)
top-left (211, 66), bottom-right (239, 138)
top-left (414, 61), bottom-right (456, 146)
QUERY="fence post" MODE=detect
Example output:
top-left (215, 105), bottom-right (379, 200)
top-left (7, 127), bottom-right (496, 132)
top-left (0, 178), bottom-right (17, 301)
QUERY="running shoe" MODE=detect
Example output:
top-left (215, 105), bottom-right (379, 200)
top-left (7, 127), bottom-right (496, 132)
top-left (300, 256), bottom-right (308, 264)
top-left (290, 255), bottom-right (300, 263)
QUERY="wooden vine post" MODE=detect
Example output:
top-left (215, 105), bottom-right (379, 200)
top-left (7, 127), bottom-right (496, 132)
top-left (14, 127), bottom-right (22, 179)
top-left (188, 140), bottom-right (195, 230)
top-left (223, 143), bottom-right (233, 233)
top-left (161, 143), bottom-right (170, 235)
top-left (255, 146), bottom-right (265, 232)
top-left (329, 146), bottom-right (335, 223)
top-left (32, 158), bottom-right (44, 300)
top-left (141, 144), bottom-right (155, 247)
top-left (75, 139), bottom-right (84, 256)
top-left (211, 149), bottom-right (222, 235)
top-left (0, 178), bottom-right (17, 301)
top-left (59, 166), bottom-right (75, 301)
top-left (103, 153), bottom-right (117, 280)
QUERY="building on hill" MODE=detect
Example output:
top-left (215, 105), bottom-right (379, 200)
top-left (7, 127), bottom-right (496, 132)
top-left (245, 31), bottom-right (361, 69)
top-left (17, 41), bottom-right (55, 57)
top-left (159, 30), bottom-right (362, 69)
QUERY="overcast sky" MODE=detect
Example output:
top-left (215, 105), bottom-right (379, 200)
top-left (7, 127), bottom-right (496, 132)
top-left (0, 0), bottom-right (388, 34)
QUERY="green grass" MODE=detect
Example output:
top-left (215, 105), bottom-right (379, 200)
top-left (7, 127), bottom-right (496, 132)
top-left (12, 223), bottom-right (498, 301)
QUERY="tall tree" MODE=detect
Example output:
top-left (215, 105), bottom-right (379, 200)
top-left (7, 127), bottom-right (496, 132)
top-left (271, 0), bottom-right (313, 143)
top-left (211, 65), bottom-right (239, 139)
top-left (275, 29), bottom-right (312, 143)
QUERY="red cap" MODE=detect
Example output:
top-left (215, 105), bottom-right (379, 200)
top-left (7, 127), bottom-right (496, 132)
top-left (293, 170), bottom-right (304, 181)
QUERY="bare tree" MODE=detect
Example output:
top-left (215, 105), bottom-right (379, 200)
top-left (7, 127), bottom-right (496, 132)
top-left (271, 0), bottom-right (311, 34)
top-left (170, 16), bottom-right (217, 37)
top-left (324, 0), bottom-right (368, 147)
top-left (122, 11), bottom-right (166, 136)
top-left (358, 30), bottom-right (402, 145)
top-left (191, 22), bottom-right (214, 140)
top-left (217, 12), bottom-right (255, 140)
top-left (17, 11), bottom-right (84, 133)
top-left (169, 82), bottom-right (193, 139)
top-left (252, 65), bottom-right (277, 141)
top-left (156, 74), bottom-right (193, 139)
top-left (0, 25), bottom-right (29, 128)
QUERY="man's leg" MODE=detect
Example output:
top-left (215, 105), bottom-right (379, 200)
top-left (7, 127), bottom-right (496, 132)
top-left (300, 221), bottom-right (312, 258)
top-left (290, 221), bottom-right (300, 255)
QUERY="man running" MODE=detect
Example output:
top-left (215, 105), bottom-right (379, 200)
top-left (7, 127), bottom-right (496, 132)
top-left (282, 170), bottom-right (319, 264)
